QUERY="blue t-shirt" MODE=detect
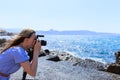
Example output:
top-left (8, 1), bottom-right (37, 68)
top-left (0, 46), bottom-right (29, 80)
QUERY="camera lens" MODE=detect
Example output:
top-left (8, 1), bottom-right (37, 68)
top-left (41, 40), bottom-right (47, 46)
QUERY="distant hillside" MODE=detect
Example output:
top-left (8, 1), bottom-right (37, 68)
top-left (1, 28), bottom-right (120, 35)
top-left (36, 29), bottom-right (119, 35)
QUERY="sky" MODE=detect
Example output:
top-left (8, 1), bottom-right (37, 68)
top-left (0, 0), bottom-right (120, 33)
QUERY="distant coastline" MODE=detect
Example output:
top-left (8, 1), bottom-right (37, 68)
top-left (0, 28), bottom-right (120, 35)
top-left (36, 29), bottom-right (120, 35)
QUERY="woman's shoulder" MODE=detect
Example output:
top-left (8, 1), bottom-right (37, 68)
top-left (9, 46), bottom-right (26, 53)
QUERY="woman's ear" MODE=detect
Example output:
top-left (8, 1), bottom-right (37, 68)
top-left (24, 38), bottom-right (29, 42)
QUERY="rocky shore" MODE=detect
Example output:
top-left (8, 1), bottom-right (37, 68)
top-left (0, 38), bottom-right (120, 80)
top-left (10, 50), bottom-right (120, 80)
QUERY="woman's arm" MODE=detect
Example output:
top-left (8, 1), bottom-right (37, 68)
top-left (20, 40), bottom-right (41, 77)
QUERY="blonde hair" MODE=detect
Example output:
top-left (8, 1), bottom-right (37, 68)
top-left (0, 28), bottom-right (35, 53)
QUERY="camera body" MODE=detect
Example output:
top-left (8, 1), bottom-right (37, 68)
top-left (37, 35), bottom-right (47, 46)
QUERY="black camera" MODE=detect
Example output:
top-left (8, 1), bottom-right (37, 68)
top-left (37, 35), bottom-right (47, 46)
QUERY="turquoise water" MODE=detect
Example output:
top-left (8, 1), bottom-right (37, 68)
top-left (40, 35), bottom-right (120, 63)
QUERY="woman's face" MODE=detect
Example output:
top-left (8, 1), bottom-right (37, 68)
top-left (26, 33), bottom-right (37, 48)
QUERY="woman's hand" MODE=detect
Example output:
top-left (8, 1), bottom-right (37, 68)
top-left (33, 40), bottom-right (41, 56)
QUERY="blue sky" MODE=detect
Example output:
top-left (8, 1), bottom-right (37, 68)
top-left (0, 0), bottom-right (120, 33)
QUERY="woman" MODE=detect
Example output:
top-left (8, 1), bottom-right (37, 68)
top-left (0, 29), bottom-right (41, 80)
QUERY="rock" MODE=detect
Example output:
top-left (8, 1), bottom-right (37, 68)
top-left (46, 56), bottom-right (61, 62)
top-left (39, 49), bottom-right (50, 57)
top-left (106, 51), bottom-right (120, 74)
top-left (73, 58), bottom-right (106, 70)
top-left (0, 38), bottom-right (7, 47)
top-left (44, 49), bottom-right (50, 55)
top-left (115, 51), bottom-right (120, 64)
top-left (107, 63), bottom-right (120, 74)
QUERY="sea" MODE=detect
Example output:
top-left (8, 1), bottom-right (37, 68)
top-left (1, 34), bottom-right (120, 64)
top-left (40, 35), bottom-right (120, 64)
